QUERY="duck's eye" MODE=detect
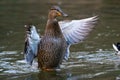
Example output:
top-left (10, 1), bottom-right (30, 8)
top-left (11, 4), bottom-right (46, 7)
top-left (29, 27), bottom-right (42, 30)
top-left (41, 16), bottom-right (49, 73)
top-left (56, 9), bottom-right (59, 12)
top-left (51, 9), bottom-right (59, 12)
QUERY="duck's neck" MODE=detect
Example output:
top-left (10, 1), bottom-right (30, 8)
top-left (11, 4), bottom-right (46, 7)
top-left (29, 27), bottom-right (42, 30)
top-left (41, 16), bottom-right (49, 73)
top-left (44, 18), bottom-right (62, 37)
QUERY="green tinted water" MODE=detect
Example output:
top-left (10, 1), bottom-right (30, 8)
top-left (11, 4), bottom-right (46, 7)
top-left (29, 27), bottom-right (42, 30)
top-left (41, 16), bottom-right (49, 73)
top-left (0, 0), bottom-right (120, 80)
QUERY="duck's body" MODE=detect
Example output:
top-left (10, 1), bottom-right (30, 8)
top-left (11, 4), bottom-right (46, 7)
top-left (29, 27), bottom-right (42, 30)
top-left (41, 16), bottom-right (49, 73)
top-left (23, 6), bottom-right (98, 71)
top-left (37, 6), bottom-right (67, 70)
top-left (38, 20), bottom-right (67, 70)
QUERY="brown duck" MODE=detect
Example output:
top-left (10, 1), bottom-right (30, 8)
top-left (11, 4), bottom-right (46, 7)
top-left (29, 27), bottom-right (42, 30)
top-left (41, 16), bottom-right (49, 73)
top-left (24, 6), bottom-right (98, 71)
top-left (37, 6), bottom-right (68, 71)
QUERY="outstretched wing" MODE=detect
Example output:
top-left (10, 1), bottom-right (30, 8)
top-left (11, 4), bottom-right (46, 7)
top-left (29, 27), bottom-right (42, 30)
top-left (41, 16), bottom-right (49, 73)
top-left (24, 25), bottom-right (41, 65)
top-left (59, 16), bottom-right (98, 45)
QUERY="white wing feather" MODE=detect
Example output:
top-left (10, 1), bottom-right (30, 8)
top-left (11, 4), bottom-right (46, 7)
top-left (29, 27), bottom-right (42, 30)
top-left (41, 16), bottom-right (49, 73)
top-left (59, 16), bottom-right (98, 44)
top-left (112, 44), bottom-right (119, 52)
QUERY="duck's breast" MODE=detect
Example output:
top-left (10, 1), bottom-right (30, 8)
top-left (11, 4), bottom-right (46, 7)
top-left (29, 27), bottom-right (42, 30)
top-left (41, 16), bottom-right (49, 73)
top-left (38, 36), bottom-right (67, 68)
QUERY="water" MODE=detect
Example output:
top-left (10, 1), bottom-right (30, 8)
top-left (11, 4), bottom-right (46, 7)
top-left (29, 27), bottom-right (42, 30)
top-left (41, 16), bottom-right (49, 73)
top-left (0, 0), bottom-right (120, 80)
top-left (1, 51), bottom-right (120, 80)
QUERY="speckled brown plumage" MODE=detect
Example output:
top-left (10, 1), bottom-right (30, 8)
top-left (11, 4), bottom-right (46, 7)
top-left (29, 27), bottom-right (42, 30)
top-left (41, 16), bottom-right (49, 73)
top-left (37, 6), bottom-right (67, 71)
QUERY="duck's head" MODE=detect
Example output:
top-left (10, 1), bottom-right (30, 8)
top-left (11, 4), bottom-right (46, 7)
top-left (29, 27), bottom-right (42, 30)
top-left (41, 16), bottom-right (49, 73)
top-left (48, 6), bottom-right (68, 19)
top-left (112, 43), bottom-right (120, 55)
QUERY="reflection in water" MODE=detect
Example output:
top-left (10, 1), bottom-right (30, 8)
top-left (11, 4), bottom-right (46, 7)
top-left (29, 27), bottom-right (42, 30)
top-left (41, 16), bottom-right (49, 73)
top-left (38, 71), bottom-right (66, 80)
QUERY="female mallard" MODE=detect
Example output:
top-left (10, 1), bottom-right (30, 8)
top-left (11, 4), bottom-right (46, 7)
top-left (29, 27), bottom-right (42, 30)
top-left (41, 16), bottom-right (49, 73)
top-left (24, 6), bottom-right (98, 71)
top-left (37, 6), bottom-right (68, 71)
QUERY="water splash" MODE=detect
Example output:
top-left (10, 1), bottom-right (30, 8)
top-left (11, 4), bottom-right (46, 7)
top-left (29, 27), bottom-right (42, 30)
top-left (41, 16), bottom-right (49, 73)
top-left (1, 50), bottom-right (120, 80)
top-left (0, 51), bottom-right (39, 75)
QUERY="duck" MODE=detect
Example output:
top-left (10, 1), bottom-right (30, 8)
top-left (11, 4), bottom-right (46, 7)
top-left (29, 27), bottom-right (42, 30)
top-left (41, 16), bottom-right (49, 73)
top-left (23, 6), bottom-right (98, 71)
top-left (112, 43), bottom-right (120, 55)
top-left (37, 6), bottom-right (68, 71)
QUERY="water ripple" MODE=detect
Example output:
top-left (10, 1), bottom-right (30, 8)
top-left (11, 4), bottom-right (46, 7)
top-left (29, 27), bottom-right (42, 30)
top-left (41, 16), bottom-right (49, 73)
top-left (0, 50), bottom-right (120, 77)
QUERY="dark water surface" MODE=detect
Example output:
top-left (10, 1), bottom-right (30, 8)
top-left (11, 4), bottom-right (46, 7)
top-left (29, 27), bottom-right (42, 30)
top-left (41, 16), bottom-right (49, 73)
top-left (0, 0), bottom-right (120, 80)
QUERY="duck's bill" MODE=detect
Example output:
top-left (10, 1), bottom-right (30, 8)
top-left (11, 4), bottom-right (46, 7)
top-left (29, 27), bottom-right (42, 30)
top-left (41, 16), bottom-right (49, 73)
top-left (51, 6), bottom-right (68, 17)
top-left (112, 43), bottom-right (119, 52)
top-left (57, 11), bottom-right (68, 17)
top-left (59, 9), bottom-right (68, 17)
top-left (62, 12), bottom-right (68, 17)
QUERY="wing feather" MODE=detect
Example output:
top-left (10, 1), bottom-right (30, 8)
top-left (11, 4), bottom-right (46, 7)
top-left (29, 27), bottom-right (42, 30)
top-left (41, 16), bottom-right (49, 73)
top-left (59, 16), bottom-right (98, 44)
